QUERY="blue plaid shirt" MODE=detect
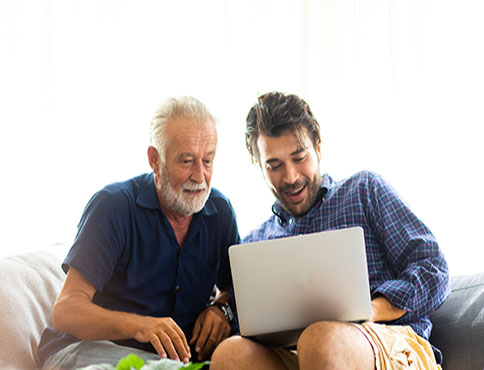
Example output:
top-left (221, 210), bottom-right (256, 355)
top-left (243, 171), bottom-right (450, 340)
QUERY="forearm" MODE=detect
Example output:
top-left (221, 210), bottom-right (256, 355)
top-left (372, 258), bottom-right (449, 316)
top-left (53, 292), bottom-right (146, 341)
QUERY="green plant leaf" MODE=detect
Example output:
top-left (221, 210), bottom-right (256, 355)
top-left (115, 354), bottom-right (145, 370)
top-left (179, 361), bottom-right (210, 370)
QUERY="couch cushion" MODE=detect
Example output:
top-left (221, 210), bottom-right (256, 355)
top-left (0, 244), bottom-right (66, 370)
top-left (430, 272), bottom-right (484, 370)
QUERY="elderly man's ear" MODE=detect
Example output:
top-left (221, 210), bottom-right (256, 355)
top-left (148, 146), bottom-right (161, 173)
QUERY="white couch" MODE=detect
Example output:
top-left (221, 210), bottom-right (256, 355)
top-left (0, 244), bottom-right (66, 370)
top-left (1, 245), bottom-right (483, 370)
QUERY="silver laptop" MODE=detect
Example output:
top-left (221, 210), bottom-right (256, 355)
top-left (228, 226), bottom-right (372, 346)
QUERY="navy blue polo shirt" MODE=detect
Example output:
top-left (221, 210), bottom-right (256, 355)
top-left (38, 173), bottom-right (240, 362)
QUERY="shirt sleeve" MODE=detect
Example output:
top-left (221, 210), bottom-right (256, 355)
top-left (63, 189), bottom-right (127, 292)
top-left (366, 173), bottom-right (450, 317)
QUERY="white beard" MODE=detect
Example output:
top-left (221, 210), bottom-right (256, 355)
top-left (158, 166), bottom-right (210, 217)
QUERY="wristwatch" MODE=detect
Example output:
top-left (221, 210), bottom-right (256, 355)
top-left (208, 301), bottom-right (234, 323)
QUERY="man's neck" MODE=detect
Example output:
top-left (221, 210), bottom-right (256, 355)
top-left (159, 202), bottom-right (193, 247)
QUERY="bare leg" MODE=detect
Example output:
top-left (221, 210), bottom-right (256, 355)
top-left (297, 321), bottom-right (375, 370)
top-left (210, 336), bottom-right (289, 370)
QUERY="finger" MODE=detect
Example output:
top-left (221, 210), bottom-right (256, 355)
top-left (149, 333), bottom-right (167, 359)
top-left (197, 319), bottom-right (223, 360)
top-left (215, 325), bottom-right (226, 346)
top-left (195, 316), bottom-right (214, 355)
top-left (208, 321), bottom-right (231, 358)
top-left (167, 327), bottom-right (192, 363)
top-left (198, 332), bottom-right (218, 361)
top-left (190, 317), bottom-right (202, 345)
top-left (167, 319), bottom-right (191, 357)
top-left (159, 331), bottom-right (181, 361)
top-left (215, 313), bottom-right (231, 342)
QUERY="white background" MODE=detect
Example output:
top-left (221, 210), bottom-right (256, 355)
top-left (1, 0), bottom-right (483, 275)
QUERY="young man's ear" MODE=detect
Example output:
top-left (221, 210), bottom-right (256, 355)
top-left (316, 142), bottom-right (322, 161)
top-left (147, 146), bottom-right (160, 173)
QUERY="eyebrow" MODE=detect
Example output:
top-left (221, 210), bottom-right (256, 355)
top-left (178, 151), bottom-right (216, 159)
top-left (265, 146), bottom-right (308, 164)
top-left (178, 153), bottom-right (193, 159)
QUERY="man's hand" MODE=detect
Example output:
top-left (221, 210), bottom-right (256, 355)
top-left (371, 296), bottom-right (407, 322)
top-left (190, 306), bottom-right (231, 361)
top-left (133, 316), bottom-right (191, 363)
top-left (54, 268), bottom-right (192, 363)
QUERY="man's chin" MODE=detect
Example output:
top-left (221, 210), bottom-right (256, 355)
top-left (276, 199), bottom-right (308, 218)
top-left (181, 194), bottom-right (209, 213)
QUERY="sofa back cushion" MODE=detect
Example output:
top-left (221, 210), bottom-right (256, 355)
top-left (430, 272), bottom-right (484, 370)
top-left (0, 245), bottom-right (66, 370)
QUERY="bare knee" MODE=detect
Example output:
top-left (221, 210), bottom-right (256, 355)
top-left (298, 321), bottom-right (338, 355)
top-left (211, 335), bottom-right (288, 370)
top-left (297, 321), bottom-right (374, 370)
top-left (210, 336), bottom-right (253, 370)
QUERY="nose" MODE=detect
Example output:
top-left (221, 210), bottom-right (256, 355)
top-left (282, 163), bottom-right (299, 185)
top-left (190, 160), bottom-right (205, 184)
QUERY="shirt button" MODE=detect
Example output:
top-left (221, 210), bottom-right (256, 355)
top-left (175, 285), bottom-right (181, 293)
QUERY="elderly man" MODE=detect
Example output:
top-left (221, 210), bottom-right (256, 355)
top-left (38, 96), bottom-right (239, 369)
top-left (210, 92), bottom-right (449, 370)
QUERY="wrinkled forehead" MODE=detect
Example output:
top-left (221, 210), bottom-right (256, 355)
top-left (167, 118), bottom-right (217, 152)
top-left (168, 117), bottom-right (216, 137)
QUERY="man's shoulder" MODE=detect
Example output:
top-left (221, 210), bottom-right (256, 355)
top-left (101, 173), bottom-right (150, 192)
top-left (335, 170), bottom-right (383, 186)
top-left (85, 173), bottom-right (152, 215)
top-left (329, 170), bottom-right (387, 195)
top-left (97, 173), bottom-right (150, 199)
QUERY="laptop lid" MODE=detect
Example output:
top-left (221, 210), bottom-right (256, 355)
top-left (228, 227), bottom-right (372, 346)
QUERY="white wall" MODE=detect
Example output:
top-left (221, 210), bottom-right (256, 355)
top-left (1, 0), bottom-right (483, 275)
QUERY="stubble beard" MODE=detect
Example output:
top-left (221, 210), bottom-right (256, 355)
top-left (275, 174), bottom-right (322, 218)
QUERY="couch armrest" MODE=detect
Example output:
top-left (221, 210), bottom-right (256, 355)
top-left (0, 245), bottom-right (66, 370)
top-left (430, 272), bottom-right (484, 370)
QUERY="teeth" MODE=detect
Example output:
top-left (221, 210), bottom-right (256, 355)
top-left (289, 185), bottom-right (304, 195)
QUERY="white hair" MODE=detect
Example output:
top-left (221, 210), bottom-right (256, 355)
top-left (149, 96), bottom-right (216, 160)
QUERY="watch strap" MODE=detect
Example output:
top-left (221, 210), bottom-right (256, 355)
top-left (208, 301), bottom-right (234, 323)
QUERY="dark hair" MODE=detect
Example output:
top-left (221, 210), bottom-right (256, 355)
top-left (245, 92), bottom-right (321, 163)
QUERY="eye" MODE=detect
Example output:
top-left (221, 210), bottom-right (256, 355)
top-left (266, 163), bottom-right (281, 171)
top-left (293, 155), bottom-right (307, 163)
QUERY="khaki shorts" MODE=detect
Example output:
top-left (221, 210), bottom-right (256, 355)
top-left (272, 322), bottom-right (441, 370)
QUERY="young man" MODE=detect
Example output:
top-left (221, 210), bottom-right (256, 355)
top-left (38, 96), bottom-right (239, 369)
top-left (210, 92), bottom-right (449, 370)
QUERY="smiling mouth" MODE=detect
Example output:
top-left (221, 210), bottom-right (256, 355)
top-left (284, 184), bottom-right (306, 203)
top-left (288, 184), bottom-right (305, 195)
